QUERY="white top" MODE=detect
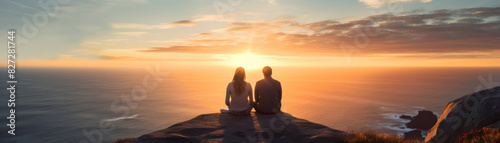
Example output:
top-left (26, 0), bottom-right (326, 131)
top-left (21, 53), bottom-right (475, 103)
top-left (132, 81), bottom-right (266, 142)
top-left (226, 81), bottom-right (253, 112)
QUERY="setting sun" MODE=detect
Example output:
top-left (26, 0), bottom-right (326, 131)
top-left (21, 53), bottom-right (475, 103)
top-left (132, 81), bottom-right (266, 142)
top-left (230, 51), bottom-right (275, 70)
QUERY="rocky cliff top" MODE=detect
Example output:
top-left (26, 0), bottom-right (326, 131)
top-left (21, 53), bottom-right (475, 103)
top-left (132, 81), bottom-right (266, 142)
top-left (117, 112), bottom-right (347, 143)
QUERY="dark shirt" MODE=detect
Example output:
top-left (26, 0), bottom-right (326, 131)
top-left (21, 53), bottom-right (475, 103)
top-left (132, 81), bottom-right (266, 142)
top-left (254, 77), bottom-right (282, 113)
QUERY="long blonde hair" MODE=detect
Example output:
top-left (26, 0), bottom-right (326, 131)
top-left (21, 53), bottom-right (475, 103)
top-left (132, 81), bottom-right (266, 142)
top-left (232, 67), bottom-right (246, 95)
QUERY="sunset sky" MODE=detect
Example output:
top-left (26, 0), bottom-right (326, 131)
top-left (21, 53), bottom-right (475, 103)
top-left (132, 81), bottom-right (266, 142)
top-left (1, 0), bottom-right (499, 68)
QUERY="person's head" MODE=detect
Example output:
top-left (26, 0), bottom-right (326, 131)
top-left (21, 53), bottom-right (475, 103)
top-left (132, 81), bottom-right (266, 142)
top-left (262, 66), bottom-right (272, 78)
top-left (233, 67), bottom-right (246, 81)
top-left (232, 67), bottom-right (246, 94)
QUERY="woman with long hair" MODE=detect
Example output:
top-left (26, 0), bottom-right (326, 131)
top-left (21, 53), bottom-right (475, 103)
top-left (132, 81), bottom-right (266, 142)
top-left (222, 67), bottom-right (253, 116)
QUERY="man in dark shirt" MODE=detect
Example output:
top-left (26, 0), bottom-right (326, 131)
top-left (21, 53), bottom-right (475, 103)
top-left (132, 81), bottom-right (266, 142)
top-left (254, 66), bottom-right (282, 114)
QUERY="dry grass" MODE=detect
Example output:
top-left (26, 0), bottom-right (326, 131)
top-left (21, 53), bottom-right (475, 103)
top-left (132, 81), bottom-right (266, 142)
top-left (455, 127), bottom-right (500, 143)
top-left (342, 130), bottom-right (423, 143)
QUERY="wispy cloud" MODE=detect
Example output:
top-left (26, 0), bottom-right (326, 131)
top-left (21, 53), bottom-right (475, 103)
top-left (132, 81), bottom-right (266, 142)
top-left (359, 0), bottom-right (432, 8)
top-left (99, 55), bottom-right (223, 61)
top-left (130, 6), bottom-right (500, 59)
top-left (230, 21), bottom-right (283, 28)
top-left (113, 32), bottom-right (147, 36)
top-left (225, 26), bottom-right (273, 33)
top-left (110, 12), bottom-right (257, 30)
top-left (170, 20), bottom-right (197, 26)
top-left (196, 33), bottom-right (214, 38)
top-left (111, 20), bottom-right (197, 29)
top-left (138, 45), bottom-right (245, 54)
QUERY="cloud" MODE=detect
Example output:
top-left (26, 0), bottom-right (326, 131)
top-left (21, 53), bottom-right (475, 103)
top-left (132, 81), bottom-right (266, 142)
top-left (111, 12), bottom-right (259, 30)
top-left (196, 33), bottom-right (214, 38)
top-left (137, 45), bottom-right (246, 54)
top-left (359, 0), bottom-right (432, 8)
top-left (271, 7), bottom-right (500, 56)
top-left (193, 14), bottom-right (237, 22)
top-left (131, 6), bottom-right (500, 59)
top-left (170, 20), bottom-right (197, 26)
top-left (100, 55), bottom-right (142, 60)
top-left (103, 39), bottom-right (127, 42)
top-left (111, 20), bottom-right (197, 29)
top-left (225, 26), bottom-right (272, 33)
top-left (99, 55), bottom-right (223, 61)
top-left (230, 21), bottom-right (283, 28)
top-left (113, 32), bottom-right (147, 36)
top-left (187, 39), bottom-right (233, 43)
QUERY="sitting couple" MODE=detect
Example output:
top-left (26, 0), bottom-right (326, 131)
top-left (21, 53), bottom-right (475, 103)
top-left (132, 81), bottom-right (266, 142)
top-left (222, 66), bottom-right (282, 116)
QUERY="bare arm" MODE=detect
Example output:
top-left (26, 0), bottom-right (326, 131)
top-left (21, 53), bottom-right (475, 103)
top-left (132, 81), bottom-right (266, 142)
top-left (225, 83), bottom-right (231, 106)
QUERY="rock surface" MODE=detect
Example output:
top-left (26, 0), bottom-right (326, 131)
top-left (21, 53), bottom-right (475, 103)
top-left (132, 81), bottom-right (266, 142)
top-left (405, 110), bottom-right (437, 130)
top-left (425, 86), bottom-right (500, 143)
top-left (118, 112), bottom-right (347, 143)
top-left (399, 115), bottom-right (413, 120)
top-left (401, 110), bottom-right (437, 140)
top-left (487, 120), bottom-right (500, 129)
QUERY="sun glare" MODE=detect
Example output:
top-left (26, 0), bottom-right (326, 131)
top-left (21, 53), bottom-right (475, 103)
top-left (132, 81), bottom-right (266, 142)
top-left (230, 51), bottom-right (274, 70)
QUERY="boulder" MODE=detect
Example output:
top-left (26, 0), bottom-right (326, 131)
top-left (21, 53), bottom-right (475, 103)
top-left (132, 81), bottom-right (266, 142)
top-left (405, 110), bottom-right (437, 130)
top-left (425, 86), bottom-right (500, 143)
top-left (399, 115), bottom-right (413, 120)
top-left (117, 112), bottom-right (347, 143)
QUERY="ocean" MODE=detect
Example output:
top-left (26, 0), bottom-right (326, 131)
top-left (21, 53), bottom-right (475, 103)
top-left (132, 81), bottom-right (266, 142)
top-left (1, 66), bottom-right (499, 142)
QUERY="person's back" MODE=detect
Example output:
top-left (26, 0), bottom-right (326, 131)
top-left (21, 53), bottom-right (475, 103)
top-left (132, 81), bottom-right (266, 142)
top-left (222, 67), bottom-right (253, 116)
top-left (227, 81), bottom-right (252, 111)
top-left (254, 66), bottom-right (282, 114)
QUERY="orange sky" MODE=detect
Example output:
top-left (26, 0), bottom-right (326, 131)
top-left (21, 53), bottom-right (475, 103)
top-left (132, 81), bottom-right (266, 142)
top-left (17, 55), bottom-right (500, 69)
top-left (2, 1), bottom-right (500, 68)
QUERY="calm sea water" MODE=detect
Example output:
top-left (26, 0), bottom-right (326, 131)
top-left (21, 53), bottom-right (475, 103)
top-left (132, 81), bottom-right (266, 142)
top-left (0, 66), bottom-right (499, 142)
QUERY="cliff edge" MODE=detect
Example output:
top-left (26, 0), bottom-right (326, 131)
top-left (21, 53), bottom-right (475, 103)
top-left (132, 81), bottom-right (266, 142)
top-left (116, 112), bottom-right (347, 143)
